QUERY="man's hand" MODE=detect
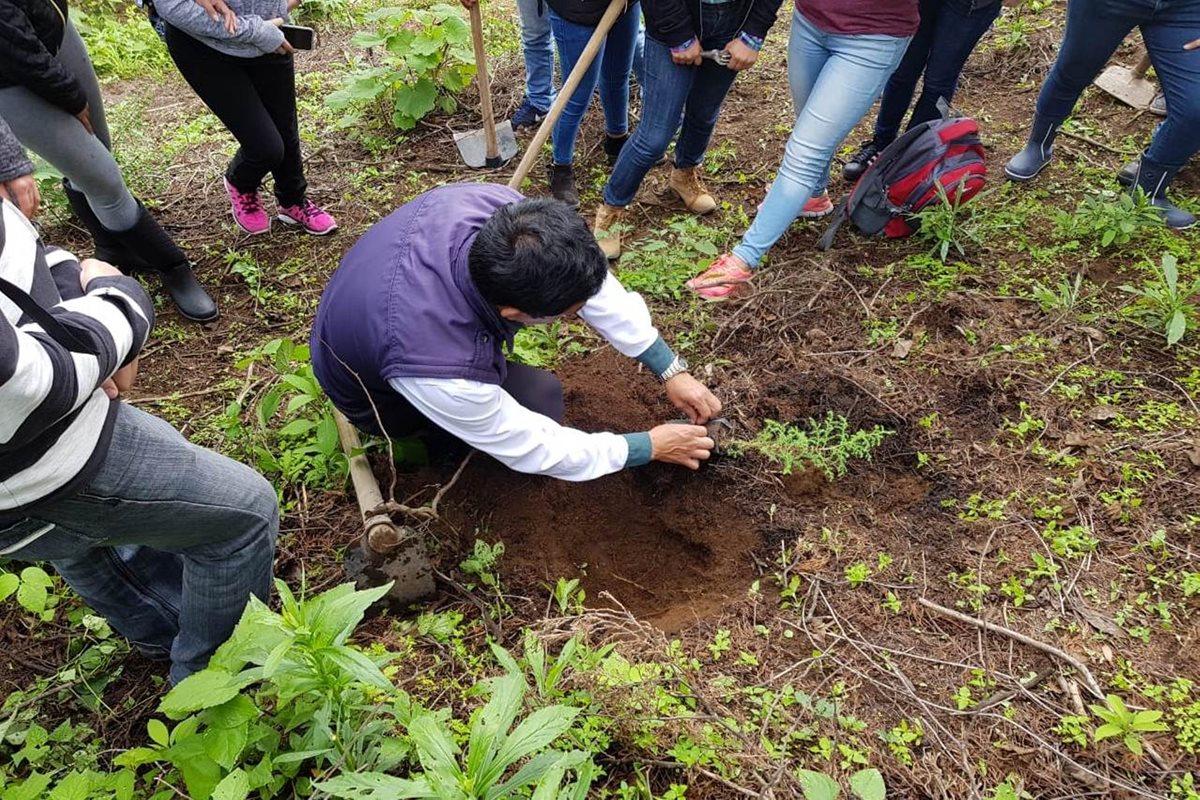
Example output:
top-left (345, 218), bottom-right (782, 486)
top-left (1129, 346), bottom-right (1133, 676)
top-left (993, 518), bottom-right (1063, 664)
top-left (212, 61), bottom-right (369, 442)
top-left (80, 258), bottom-right (123, 291)
top-left (665, 373), bottom-right (722, 424)
top-left (672, 39), bottom-right (703, 66)
top-left (649, 424), bottom-right (714, 470)
top-left (723, 38), bottom-right (758, 70)
top-left (0, 175), bottom-right (40, 219)
top-left (195, 0), bottom-right (237, 32)
top-left (76, 104), bottom-right (95, 136)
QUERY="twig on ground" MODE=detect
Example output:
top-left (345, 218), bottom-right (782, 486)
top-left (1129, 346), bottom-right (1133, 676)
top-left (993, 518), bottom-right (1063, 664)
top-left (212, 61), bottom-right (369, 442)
top-left (917, 597), bottom-right (1104, 699)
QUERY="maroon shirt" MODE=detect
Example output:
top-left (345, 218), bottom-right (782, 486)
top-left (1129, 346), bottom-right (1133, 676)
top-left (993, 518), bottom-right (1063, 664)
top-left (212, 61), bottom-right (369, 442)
top-left (795, 0), bottom-right (920, 37)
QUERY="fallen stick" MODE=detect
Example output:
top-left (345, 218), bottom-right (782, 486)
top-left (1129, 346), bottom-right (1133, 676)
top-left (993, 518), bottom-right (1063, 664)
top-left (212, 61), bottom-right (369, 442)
top-left (917, 597), bottom-right (1105, 700)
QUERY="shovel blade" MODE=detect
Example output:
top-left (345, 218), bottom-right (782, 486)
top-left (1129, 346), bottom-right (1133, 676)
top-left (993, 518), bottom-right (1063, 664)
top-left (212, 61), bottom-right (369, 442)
top-left (1093, 66), bottom-right (1158, 109)
top-left (455, 120), bottom-right (519, 168)
top-left (343, 533), bottom-right (435, 606)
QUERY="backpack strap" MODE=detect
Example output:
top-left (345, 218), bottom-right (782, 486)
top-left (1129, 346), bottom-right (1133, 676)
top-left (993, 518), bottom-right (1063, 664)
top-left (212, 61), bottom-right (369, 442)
top-left (0, 277), bottom-right (100, 355)
top-left (816, 201), bottom-right (848, 251)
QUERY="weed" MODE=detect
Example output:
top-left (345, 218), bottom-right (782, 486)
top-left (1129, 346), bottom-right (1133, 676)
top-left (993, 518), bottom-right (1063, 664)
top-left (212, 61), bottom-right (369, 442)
top-left (328, 4), bottom-right (474, 131)
top-left (1056, 190), bottom-right (1162, 250)
top-left (511, 321), bottom-right (588, 369)
top-left (844, 563), bottom-right (871, 588)
top-left (73, 4), bottom-right (173, 79)
top-left (1120, 253), bottom-right (1200, 346)
top-left (729, 414), bottom-right (892, 480)
top-left (0, 565), bottom-right (60, 622)
top-left (913, 181), bottom-right (985, 263)
top-left (617, 217), bottom-right (731, 300)
top-left (460, 540), bottom-right (505, 590)
top-left (1090, 694), bottom-right (1168, 756)
top-left (1030, 273), bottom-right (1083, 313)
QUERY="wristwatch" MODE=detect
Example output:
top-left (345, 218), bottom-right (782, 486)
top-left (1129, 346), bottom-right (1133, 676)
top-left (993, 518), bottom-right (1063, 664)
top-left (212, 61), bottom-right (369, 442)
top-left (659, 354), bottom-right (689, 382)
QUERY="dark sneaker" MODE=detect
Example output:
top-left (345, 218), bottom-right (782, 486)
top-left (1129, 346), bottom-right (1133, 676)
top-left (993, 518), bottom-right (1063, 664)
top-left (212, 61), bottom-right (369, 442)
top-left (548, 163), bottom-right (579, 208)
top-left (511, 97), bottom-right (548, 130)
top-left (842, 140), bottom-right (880, 182)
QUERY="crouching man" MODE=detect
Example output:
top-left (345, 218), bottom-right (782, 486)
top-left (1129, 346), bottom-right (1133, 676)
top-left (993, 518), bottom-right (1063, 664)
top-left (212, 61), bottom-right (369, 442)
top-left (0, 192), bottom-right (278, 683)
top-left (311, 183), bottom-right (720, 481)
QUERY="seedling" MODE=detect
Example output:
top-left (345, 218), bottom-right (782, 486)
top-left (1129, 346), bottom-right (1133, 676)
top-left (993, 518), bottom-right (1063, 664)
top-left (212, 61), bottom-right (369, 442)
top-left (1120, 253), bottom-right (1200, 346)
top-left (728, 413), bottom-right (892, 480)
top-left (1090, 693), bottom-right (1168, 755)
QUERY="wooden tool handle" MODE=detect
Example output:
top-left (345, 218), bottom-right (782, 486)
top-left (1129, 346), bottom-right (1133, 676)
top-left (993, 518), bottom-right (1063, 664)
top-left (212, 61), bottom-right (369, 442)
top-left (1132, 50), bottom-right (1152, 80)
top-left (469, 4), bottom-right (500, 165)
top-left (334, 408), bottom-right (402, 554)
top-left (508, 0), bottom-right (625, 189)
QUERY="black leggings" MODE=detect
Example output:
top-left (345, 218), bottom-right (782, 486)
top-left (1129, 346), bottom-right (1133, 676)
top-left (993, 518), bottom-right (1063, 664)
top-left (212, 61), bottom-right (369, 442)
top-left (163, 24), bottom-right (307, 206)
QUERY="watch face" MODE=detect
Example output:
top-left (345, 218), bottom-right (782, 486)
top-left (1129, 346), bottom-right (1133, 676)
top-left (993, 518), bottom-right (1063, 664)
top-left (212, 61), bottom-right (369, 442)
top-left (677, 357), bottom-right (689, 371)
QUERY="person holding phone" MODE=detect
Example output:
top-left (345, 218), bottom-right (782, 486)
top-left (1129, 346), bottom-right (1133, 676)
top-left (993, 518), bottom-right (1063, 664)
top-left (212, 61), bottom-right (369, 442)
top-left (154, 0), bottom-right (338, 236)
top-left (0, 0), bottom-right (218, 322)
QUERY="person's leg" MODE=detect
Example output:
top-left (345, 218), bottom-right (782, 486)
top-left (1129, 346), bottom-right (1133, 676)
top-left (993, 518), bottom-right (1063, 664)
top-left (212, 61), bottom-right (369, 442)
top-left (549, 11), bottom-right (607, 167)
top-left (165, 25), bottom-right (286, 199)
top-left (243, 55), bottom-right (307, 208)
top-left (56, 24), bottom-right (115, 151)
top-left (873, 0), bottom-right (940, 146)
top-left (631, 17), bottom-right (647, 96)
top-left (515, 0), bottom-right (555, 115)
top-left (1006, 0), bottom-right (1137, 179)
top-left (11, 405), bottom-right (278, 683)
top-left (1134, 1), bottom-right (1200, 228)
top-left (671, 3), bottom-right (743, 169)
top-left (906, 0), bottom-right (1001, 128)
top-left (597, 3), bottom-right (640, 138)
top-left (731, 21), bottom-right (910, 269)
top-left (502, 362), bottom-right (564, 422)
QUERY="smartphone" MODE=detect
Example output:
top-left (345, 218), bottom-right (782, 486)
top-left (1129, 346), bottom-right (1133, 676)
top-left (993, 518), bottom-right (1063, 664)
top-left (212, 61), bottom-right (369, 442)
top-left (280, 24), bottom-right (315, 50)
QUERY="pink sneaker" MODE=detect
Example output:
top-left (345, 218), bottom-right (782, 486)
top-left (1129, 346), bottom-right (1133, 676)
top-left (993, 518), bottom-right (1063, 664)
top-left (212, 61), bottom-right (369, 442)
top-left (278, 199), bottom-right (338, 236)
top-left (798, 192), bottom-right (834, 218)
top-left (686, 253), bottom-right (753, 302)
top-left (224, 178), bottom-right (270, 235)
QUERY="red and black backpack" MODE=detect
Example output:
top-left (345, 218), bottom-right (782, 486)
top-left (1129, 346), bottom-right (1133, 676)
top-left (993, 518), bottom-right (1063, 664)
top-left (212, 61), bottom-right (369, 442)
top-left (816, 115), bottom-right (987, 250)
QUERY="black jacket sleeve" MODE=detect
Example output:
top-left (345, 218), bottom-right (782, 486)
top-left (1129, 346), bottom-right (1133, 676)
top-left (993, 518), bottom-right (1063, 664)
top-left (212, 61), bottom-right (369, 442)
top-left (641, 0), bottom-right (697, 49)
top-left (741, 0), bottom-right (785, 43)
top-left (0, 5), bottom-right (87, 115)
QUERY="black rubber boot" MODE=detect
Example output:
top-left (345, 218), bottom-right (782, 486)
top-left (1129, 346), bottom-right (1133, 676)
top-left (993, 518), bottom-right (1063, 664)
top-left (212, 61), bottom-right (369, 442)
top-left (113, 205), bottom-right (219, 322)
top-left (1004, 114), bottom-right (1059, 182)
top-left (62, 182), bottom-right (143, 268)
top-left (1116, 160), bottom-right (1138, 188)
top-left (548, 163), bottom-right (579, 208)
top-left (604, 133), bottom-right (629, 166)
top-left (1132, 156), bottom-right (1196, 230)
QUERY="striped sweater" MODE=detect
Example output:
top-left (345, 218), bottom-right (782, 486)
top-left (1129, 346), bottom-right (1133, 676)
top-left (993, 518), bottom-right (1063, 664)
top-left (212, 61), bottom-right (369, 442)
top-left (0, 199), bottom-right (154, 516)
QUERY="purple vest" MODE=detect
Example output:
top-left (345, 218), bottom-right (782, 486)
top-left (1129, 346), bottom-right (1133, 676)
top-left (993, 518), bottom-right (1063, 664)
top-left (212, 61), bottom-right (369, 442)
top-left (311, 183), bottom-right (521, 421)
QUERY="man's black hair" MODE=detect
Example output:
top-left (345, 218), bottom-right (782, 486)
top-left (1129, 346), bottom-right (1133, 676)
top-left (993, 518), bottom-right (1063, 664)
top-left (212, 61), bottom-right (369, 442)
top-left (469, 198), bottom-right (608, 318)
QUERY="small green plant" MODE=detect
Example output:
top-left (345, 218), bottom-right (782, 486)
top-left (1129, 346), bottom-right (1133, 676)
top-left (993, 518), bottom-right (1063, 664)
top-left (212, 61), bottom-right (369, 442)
top-left (1057, 190), bottom-right (1161, 249)
top-left (460, 540), bottom-right (505, 589)
top-left (73, 4), bottom-right (173, 79)
top-left (617, 217), bottom-right (730, 300)
top-left (1120, 253), bottom-right (1200, 346)
top-left (794, 767), bottom-right (886, 800)
top-left (1090, 694), bottom-right (1169, 756)
top-left (328, 4), bottom-right (474, 131)
top-left (844, 563), bottom-right (871, 588)
top-left (0, 565), bottom-right (60, 621)
top-left (511, 321), bottom-right (587, 369)
top-left (729, 413), bottom-right (892, 480)
top-left (914, 181), bottom-right (984, 263)
top-left (1030, 273), bottom-right (1083, 313)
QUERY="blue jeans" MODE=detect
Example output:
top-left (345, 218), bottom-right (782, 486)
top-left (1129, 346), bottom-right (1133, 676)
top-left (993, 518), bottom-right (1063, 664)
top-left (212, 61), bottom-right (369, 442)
top-left (516, 0), bottom-right (555, 112)
top-left (549, 3), bottom-right (641, 165)
top-left (1037, 0), bottom-right (1200, 169)
top-left (0, 405), bottom-right (279, 684)
top-left (733, 9), bottom-right (910, 268)
top-left (603, 1), bottom-right (742, 207)
top-left (874, 0), bottom-right (1001, 145)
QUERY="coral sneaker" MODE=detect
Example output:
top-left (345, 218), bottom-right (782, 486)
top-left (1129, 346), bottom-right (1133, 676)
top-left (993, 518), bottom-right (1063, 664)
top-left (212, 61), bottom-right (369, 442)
top-left (224, 178), bottom-right (270, 235)
top-left (278, 200), bottom-right (338, 236)
top-left (686, 252), bottom-right (753, 302)
top-left (799, 192), bottom-right (834, 218)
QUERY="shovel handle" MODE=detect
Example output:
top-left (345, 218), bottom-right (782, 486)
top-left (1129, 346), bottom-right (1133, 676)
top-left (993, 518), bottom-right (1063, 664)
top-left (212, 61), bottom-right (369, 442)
top-left (507, 0), bottom-right (626, 190)
top-left (1132, 50), bottom-right (1152, 80)
top-left (469, 4), bottom-right (501, 166)
top-left (334, 408), bottom-right (403, 553)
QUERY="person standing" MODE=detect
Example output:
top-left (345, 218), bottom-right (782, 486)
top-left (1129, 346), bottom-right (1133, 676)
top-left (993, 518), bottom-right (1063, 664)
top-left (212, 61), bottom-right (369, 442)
top-left (0, 0), bottom-right (218, 322)
top-left (459, 0), bottom-right (556, 129)
top-left (0, 189), bottom-right (279, 684)
top-left (591, 0), bottom-right (784, 260)
top-left (545, 0), bottom-right (642, 206)
top-left (154, 0), bottom-right (338, 237)
top-left (1004, 0), bottom-right (1198, 230)
top-left (687, 0), bottom-right (917, 300)
top-left (841, 0), bottom-right (1003, 181)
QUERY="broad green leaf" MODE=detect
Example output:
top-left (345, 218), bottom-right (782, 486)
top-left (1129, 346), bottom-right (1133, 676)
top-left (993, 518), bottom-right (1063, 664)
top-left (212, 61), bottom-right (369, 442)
top-left (48, 771), bottom-right (90, 800)
top-left (308, 582), bottom-right (392, 645)
top-left (393, 78), bottom-right (438, 128)
top-left (159, 669), bottom-right (258, 718)
top-left (323, 645), bottom-right (393, 690)
top-left (147, 718), bottom-right (170, 747)
top-left (1093, 722), bottom-right (1122, 741)
top-left (314, 772), bottom-right (437, 799)
top-left (409, 713), bottom-right (462, 775)
top-left (211, 768), bottom-right (249, 800)
top-left (279, 418), bottom-right (317, 437)
top-left (0, 572), bottom-right (19, 602)
top-left (316, 414), bottom-right (339, 457)
top-left (490, 751), bottom-right (588, 800)
top-left (5, 773), bottom-right (52, 800)
top-left (849, 768), bottom-right (886, 800)
top-left (16, 566), bottom-right (52, 613)
top-left (1124, 734), bottom-right (1144, 755)
top-left (272, 748), bottom-right (335, 765)
top-left (203, 724), bottom-right (247, 770)
top-left (530, 762), bottom-right (566, 800)
top-left (204, 695), bottom-right (259, 730)
top-left (797, 769), bottom-right (841, 800)
top-left (1166, 310), bottom-right (1186, 346)
top-left (492, 705), bottom-right (579, 772)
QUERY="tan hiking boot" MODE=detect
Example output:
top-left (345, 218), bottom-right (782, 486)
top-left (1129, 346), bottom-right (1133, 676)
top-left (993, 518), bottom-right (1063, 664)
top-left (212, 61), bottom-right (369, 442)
top-left (669, 166), bottom-right (717, 215)
top-left (593, 203), bottom-right (625, 261)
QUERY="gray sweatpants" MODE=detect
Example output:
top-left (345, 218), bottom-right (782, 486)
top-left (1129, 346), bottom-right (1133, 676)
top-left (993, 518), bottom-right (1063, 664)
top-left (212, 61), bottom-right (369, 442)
top-left (0, 23), bottom-right (139, 231)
